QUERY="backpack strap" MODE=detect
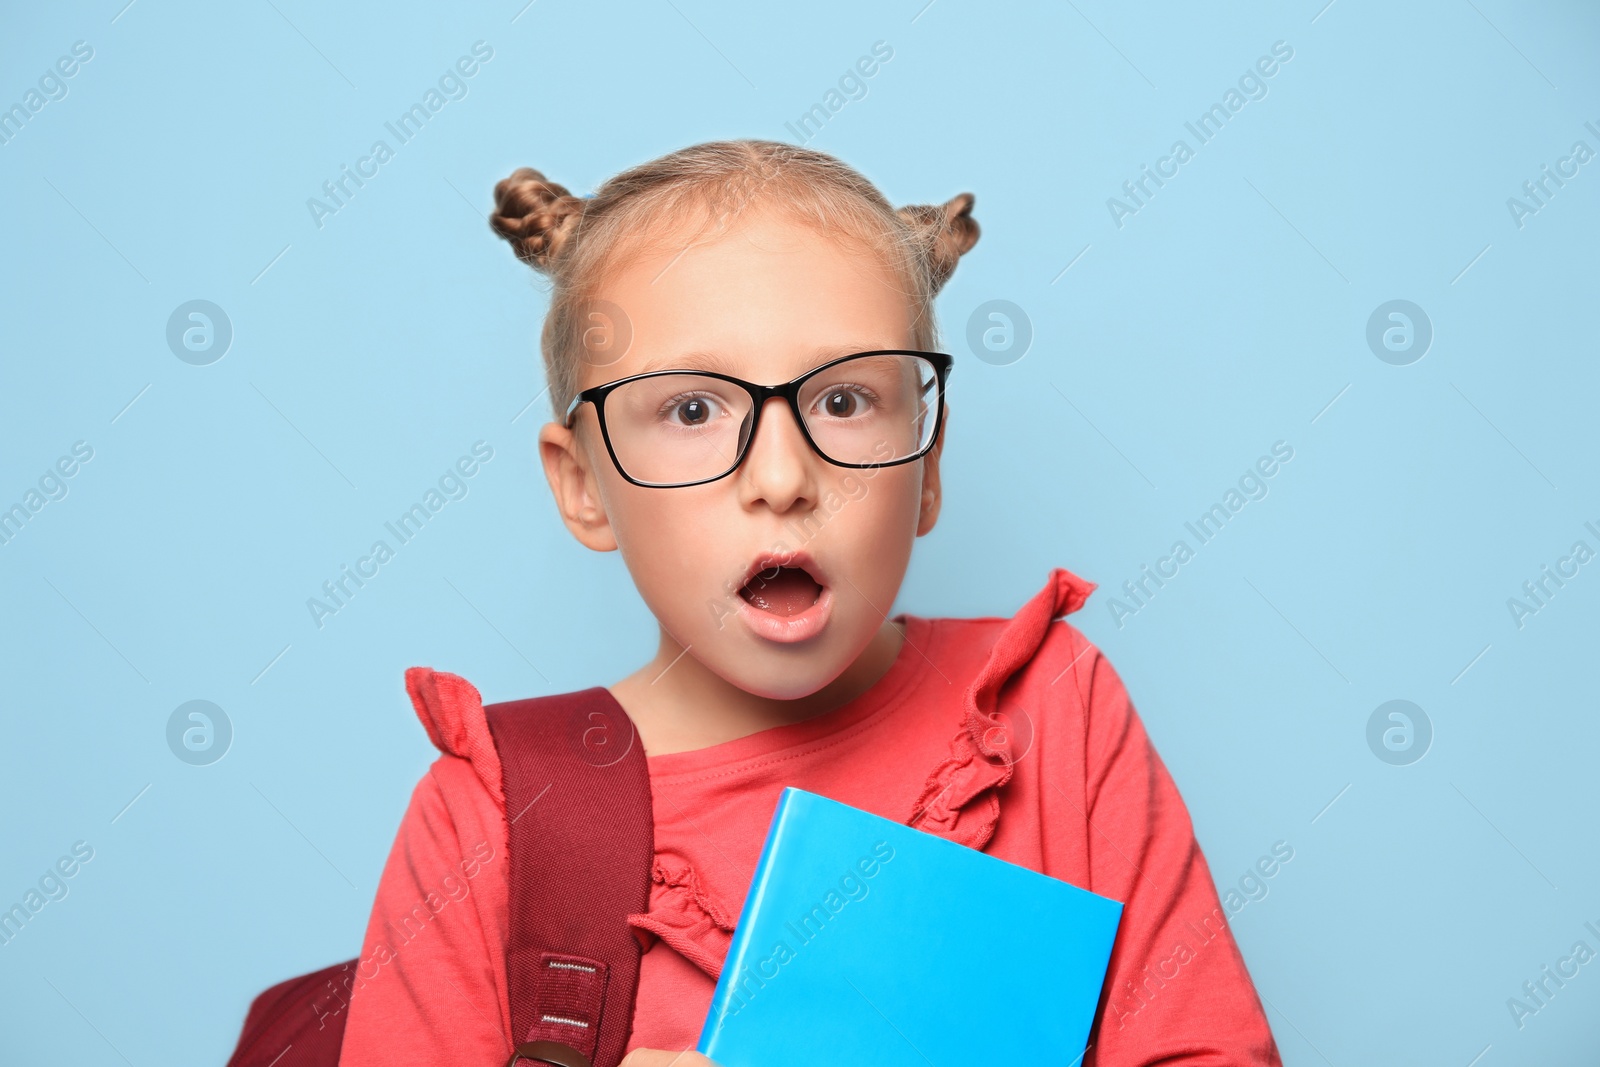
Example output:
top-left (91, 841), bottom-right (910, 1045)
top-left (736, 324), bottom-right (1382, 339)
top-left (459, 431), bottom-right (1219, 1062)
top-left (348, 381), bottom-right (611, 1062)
top-left (484, 686), bottom-right (654, 1067)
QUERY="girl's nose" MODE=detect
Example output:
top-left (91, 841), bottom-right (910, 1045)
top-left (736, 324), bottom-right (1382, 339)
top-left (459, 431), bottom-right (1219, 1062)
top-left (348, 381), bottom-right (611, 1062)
top-left (735, 397), bottom-right (817, 513)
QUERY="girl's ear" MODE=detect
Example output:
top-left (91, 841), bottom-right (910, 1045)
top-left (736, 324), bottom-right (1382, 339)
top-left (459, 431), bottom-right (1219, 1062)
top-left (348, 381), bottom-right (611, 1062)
top-left (916, 404), bottom-right (948, 536)
top-left (538, 420), bottom-right (618, 552)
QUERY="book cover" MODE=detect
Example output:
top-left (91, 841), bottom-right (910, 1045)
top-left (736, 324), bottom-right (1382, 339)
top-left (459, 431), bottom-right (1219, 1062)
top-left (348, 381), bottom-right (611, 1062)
top-left (697, 787), bottom-right (1124, 1066)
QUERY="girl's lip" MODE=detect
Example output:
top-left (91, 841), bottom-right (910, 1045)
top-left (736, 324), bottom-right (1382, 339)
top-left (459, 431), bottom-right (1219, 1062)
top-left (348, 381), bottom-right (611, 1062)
top-left (734, 582), bottom-right (834, 644)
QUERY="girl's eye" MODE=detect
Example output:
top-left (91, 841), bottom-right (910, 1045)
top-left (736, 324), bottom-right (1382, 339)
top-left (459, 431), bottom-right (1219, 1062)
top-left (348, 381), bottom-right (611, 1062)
top-left (815, 386), bottom-right (878, 419)
top-left (660, 393), bottom-right (722, 426)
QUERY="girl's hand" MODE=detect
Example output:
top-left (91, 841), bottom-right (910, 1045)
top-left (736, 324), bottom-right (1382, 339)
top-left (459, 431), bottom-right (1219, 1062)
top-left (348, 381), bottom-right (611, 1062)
top-left (618, 1049), bottom-right (720, 1067)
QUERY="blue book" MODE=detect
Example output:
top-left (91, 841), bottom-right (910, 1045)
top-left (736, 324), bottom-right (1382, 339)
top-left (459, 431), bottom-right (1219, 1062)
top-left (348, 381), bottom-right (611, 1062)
top-left (697, 788), bottom-right (1124, 1066)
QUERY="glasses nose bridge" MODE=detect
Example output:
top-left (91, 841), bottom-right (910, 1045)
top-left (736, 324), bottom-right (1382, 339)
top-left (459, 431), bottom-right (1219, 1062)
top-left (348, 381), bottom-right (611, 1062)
top-left (749, 378), bottom-right (801, 409)
top-left (739, 379), bottom-right (812, 463)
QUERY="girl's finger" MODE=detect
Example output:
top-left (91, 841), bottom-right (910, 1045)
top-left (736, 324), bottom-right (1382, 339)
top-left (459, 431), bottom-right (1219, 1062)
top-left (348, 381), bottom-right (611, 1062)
top-left (617, 1047), bottom-right (719, 1067)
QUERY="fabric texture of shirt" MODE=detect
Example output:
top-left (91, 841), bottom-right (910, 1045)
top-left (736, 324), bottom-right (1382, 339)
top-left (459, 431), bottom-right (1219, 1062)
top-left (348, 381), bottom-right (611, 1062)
top-left (336, 566), bottom-right (1283, 1065)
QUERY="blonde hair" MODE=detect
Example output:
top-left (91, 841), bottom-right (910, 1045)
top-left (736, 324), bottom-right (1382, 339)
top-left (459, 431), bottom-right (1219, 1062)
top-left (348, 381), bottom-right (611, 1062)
top-left (487, 139), bottom-right (979, 419)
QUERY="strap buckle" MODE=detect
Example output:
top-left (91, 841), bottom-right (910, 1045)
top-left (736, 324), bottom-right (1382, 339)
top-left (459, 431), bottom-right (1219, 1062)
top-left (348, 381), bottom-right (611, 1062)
top-left (504, 1039), bottom-right (593, 1067)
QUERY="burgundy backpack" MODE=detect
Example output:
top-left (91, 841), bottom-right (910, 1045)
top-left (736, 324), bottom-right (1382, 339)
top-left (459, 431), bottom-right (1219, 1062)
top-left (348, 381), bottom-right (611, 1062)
top-left (224, 687), bottom-right (654, 1067)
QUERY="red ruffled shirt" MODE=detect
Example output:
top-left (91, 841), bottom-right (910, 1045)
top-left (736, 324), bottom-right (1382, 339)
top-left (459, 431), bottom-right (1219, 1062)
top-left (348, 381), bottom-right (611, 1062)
top-left (337, 567), bottom-right (1282, 1065)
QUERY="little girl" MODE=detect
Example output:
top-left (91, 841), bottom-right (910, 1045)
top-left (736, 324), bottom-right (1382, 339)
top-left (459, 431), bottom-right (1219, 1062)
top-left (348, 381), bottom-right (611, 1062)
top-left (336, 140), bottom-right (1282, 1066)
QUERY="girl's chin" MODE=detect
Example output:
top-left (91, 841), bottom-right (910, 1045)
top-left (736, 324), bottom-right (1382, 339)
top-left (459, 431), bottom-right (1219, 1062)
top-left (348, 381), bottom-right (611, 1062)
top-left (708, 639), bottom-right (860, 703)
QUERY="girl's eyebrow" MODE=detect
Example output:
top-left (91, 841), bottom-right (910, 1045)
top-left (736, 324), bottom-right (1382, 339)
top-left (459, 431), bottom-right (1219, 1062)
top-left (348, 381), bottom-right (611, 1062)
top-left (635, 341), bottom-right (894, 377)
top-left (633, 350), bottom-right (740, 375)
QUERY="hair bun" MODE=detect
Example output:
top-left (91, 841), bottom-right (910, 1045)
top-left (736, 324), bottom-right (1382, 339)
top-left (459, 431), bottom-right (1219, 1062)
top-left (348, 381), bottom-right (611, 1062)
top-left (489, 166), bottom-right (584, 271)
top-left (897, 192), bottom-right (979, 294)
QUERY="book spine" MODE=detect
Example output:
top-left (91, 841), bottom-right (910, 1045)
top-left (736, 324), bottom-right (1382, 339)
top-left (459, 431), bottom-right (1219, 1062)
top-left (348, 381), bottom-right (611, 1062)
top-left (696, 788), bottom-right (801, 1054)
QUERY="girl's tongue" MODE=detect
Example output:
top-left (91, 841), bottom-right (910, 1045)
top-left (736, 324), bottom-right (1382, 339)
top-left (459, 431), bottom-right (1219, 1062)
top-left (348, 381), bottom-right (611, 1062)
top-left (739, 566), bottom-right (823, 617)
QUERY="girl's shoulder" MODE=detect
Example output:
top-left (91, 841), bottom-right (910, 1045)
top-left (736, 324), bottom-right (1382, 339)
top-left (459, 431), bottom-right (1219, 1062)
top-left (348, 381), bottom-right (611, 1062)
top-left (913, 564), bottom-right (1151, 789)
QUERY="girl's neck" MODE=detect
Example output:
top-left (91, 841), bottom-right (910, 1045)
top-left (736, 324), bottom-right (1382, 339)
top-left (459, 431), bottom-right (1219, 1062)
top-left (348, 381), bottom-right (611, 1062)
top-left (609, 618), bottom-right (906, 758)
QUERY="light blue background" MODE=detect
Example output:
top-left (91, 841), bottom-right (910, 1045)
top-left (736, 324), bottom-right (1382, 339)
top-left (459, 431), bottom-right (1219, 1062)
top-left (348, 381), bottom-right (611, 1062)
top-left (2, 1), bottom-right (1597, 1063)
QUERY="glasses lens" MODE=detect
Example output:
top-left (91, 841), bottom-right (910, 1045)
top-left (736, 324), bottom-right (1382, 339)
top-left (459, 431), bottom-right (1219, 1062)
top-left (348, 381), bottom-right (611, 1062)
top-left (798, 353), bottom-right (940, 465)
top-left (602, 373), bottom-right (755, 485)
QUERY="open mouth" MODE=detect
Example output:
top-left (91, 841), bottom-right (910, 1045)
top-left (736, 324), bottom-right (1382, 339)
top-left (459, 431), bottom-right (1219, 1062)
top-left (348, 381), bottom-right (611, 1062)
top-left (738, 559), bottom-right (825, 618)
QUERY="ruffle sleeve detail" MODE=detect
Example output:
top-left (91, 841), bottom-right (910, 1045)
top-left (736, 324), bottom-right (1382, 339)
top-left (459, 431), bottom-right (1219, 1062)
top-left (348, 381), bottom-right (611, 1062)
top-left (907, 566), bottom-right (1097, 849)
top-left (626, 854), bottom-right (739, 980)
top-left (403, 666), bottom-right (507, 807)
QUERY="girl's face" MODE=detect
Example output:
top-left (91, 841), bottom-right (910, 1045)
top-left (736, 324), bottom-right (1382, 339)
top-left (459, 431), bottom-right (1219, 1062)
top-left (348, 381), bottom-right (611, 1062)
top-left (538, 204), bottom-right (946, 701)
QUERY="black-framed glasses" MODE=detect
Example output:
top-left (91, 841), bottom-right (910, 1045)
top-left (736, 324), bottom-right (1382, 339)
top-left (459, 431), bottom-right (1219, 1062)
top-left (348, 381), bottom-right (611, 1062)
top-left (563, 349), bottom-right (953, 488)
